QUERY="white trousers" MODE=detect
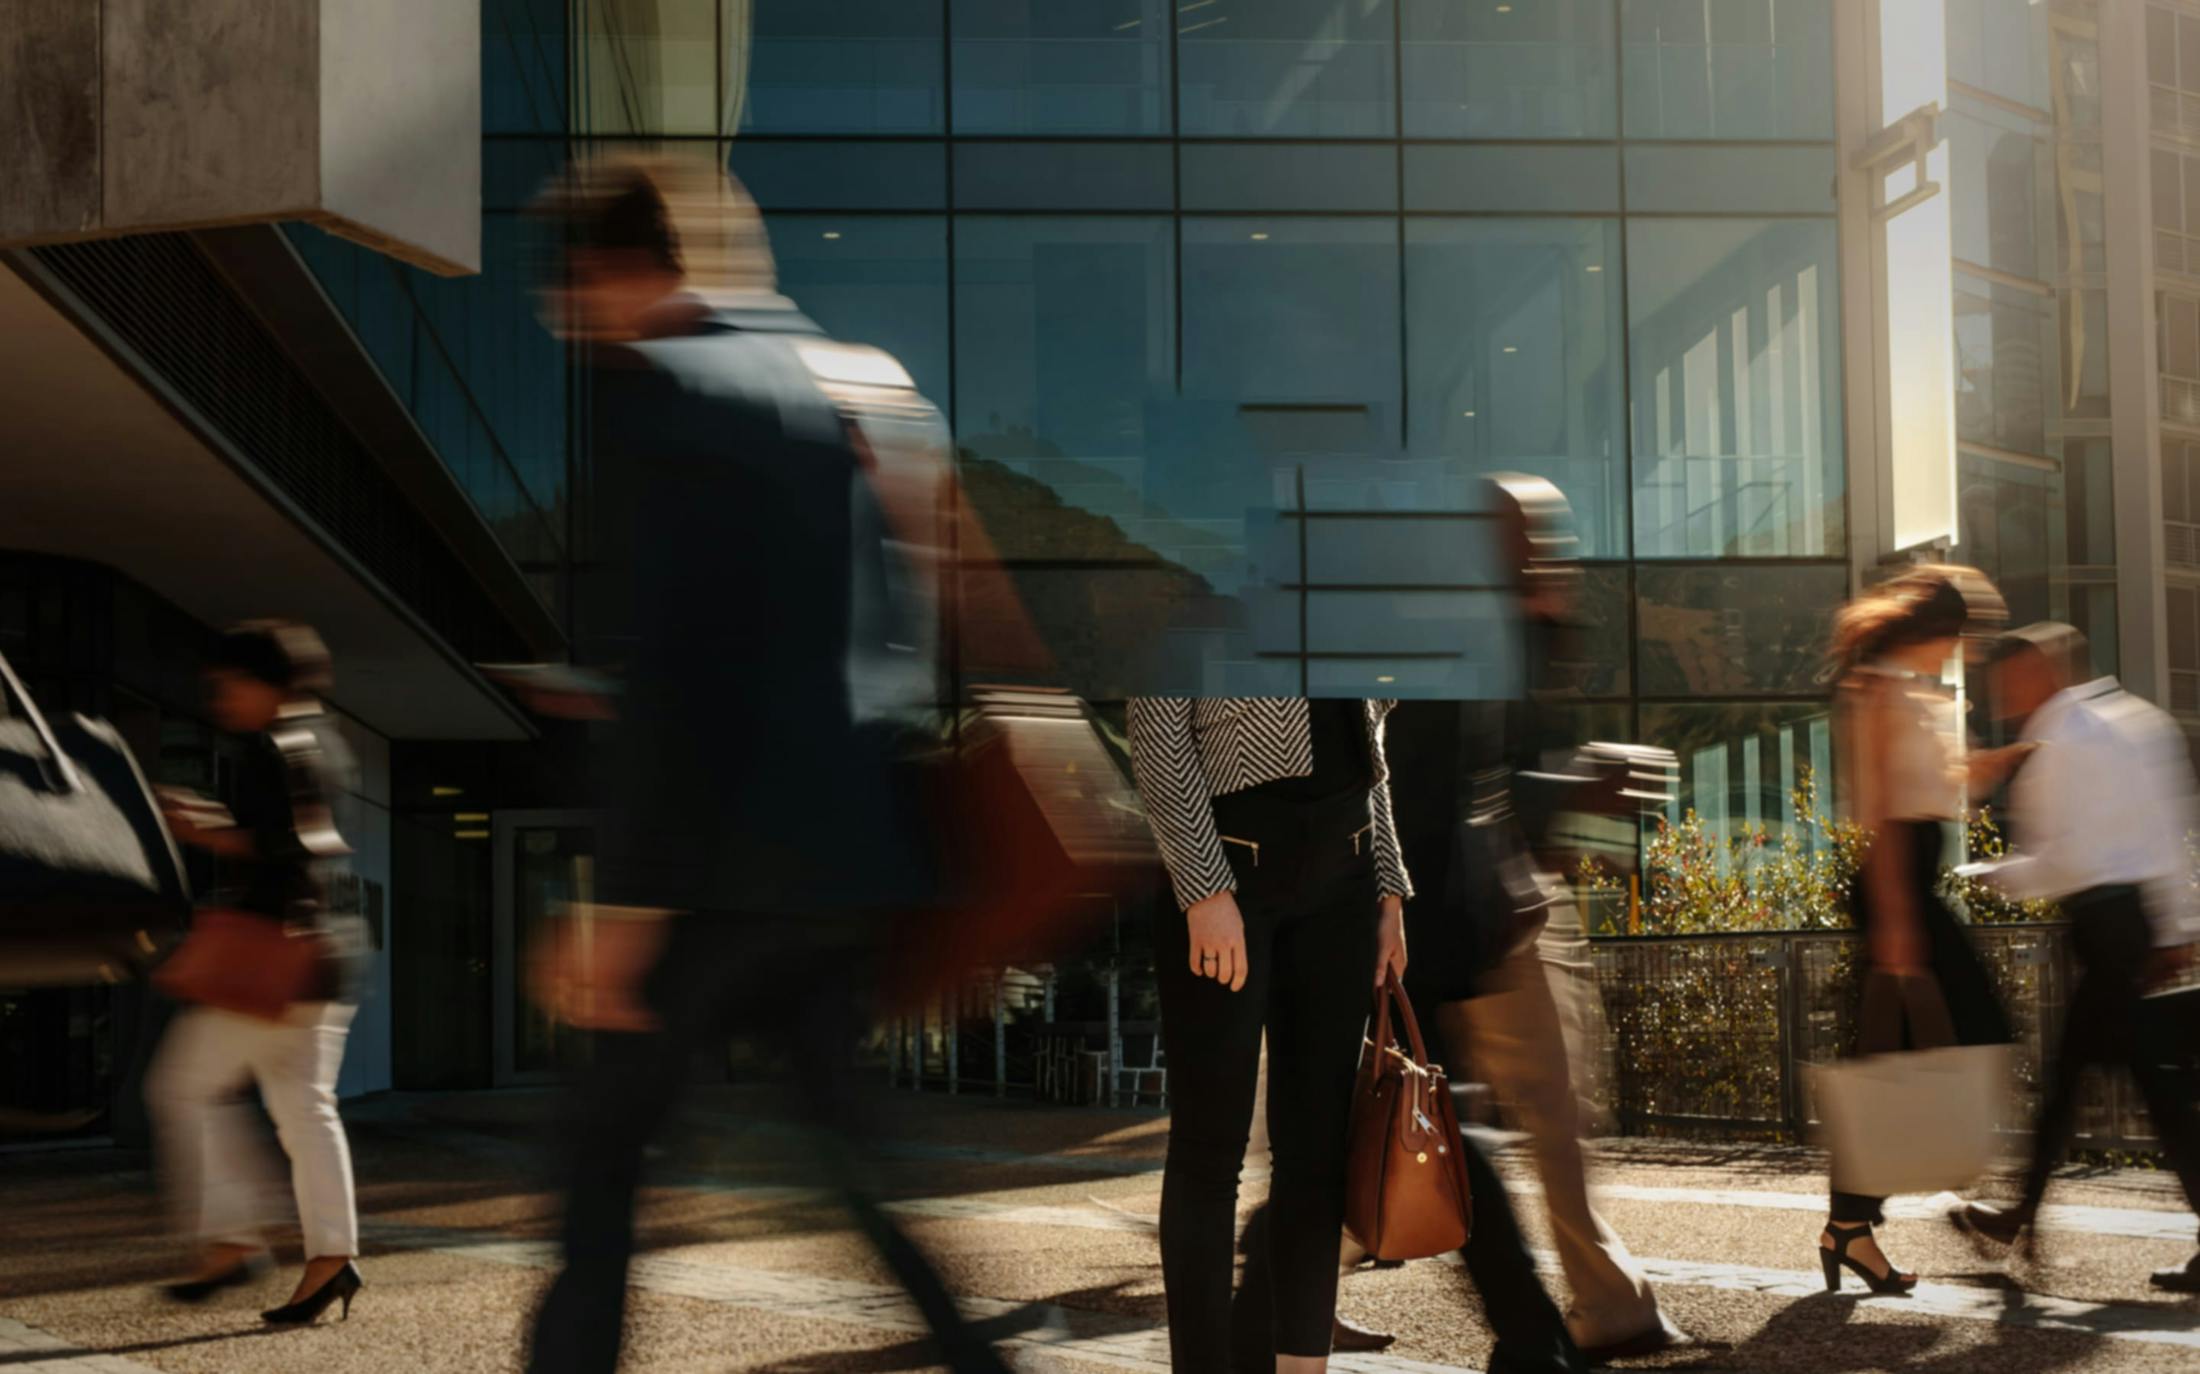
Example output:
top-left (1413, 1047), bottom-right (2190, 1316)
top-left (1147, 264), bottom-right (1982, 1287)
top-left (148, 1003), bottom-right (359, 1259)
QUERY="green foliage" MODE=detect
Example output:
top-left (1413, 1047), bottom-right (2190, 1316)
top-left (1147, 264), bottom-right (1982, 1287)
top-left (1632, 768), bottom-right (1866, 934)
top-left (1939, 808), bottom-right (2061, 924)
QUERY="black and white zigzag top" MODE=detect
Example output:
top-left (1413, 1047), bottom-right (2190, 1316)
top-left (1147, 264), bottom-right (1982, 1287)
top-left (1125, 698), bottom-right (1411, 911)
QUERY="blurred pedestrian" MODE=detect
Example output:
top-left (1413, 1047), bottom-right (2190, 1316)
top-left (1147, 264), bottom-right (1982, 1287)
top-left (522, 155), bottom-right (1007, 1374)
top-left (1821, 566), bottom-right (2022, 1292)
top-left (1955, 623), bottom-right (2200, 1287)
top-left (147, 621), bottom-right (367, 1325)
top-left (1126, 696), bottom-right (1410, 1373)
top-left (1404, 477), bottom-right (1686, 1366)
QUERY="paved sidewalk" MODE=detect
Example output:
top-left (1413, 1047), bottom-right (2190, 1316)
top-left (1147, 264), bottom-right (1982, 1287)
top-left (3, 1086), bottom-right (2198, 1373)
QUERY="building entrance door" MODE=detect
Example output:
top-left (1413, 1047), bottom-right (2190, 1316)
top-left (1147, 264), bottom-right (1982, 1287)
top-left (492, 811), bottom-right (597, 1085)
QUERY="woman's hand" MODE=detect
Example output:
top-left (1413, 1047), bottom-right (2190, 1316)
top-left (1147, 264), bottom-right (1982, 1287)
top-left (1374, 895), bottom-right (1407, 988)
top-left (1185, 891), bottom-right (1248, 992)
top-left (1967, 741), bottom-right (2038, 794)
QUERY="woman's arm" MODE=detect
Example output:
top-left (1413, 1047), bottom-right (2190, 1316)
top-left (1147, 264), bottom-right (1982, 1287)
top-left (1850, 679), bottom-right (1925, 971)
top-left (1367, 710), bottom-right (1412, 903)
top-left (1126, 697), bottom-right (1236, 911)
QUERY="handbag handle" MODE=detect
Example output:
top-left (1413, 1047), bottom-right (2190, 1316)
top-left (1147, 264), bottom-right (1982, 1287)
top-left (1367, 969), bottom-right (1437, 1075)
top-left (0, 648), bottom-right (81, 794)
top-left (1858, 970), bottom-right (1959, 1054)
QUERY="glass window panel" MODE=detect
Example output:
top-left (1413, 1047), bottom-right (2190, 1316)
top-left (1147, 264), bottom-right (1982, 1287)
top-left (2152, 7), bottom-right (2178, 91)
top-left (1627, 218), bottom-right (1844, 558)
top-left (574, 0), bottom-right (719, 135)
top-left (1946, 0), bottom-right (2050, 112)
top-left (728, 140), bottom-right (947, 210)
top-left (1946, 108), bottom-right (2045, 279)
top-left (1621, 0), bottom-right (1833, 140)
top-left (953, 142), bottom-right (1174, 211)
top-left (2156, 150), bottom-right (2185, 232)
top-left (2170, 586), bottom-right (2199, 673)
top-left (1623, 146), bottom-right (1835, 215)
top-left (1178, 0), bottom-right (1397, 137)
top-left (735, 0), bottom-right (946, 134)
top-left (1635, 563), bottom-right (1844, 697)
top-left (767, 215), bottom-right (950, 411)
top-left (2167, 439), bottom-right (2190, 526)
top-left (1403, 145), bottom-right (1620, 213)
top-left (485, 138), bottom-right (570, 214)
top-left (1571, 564), bottom-right (1632, 697)
top-left (1405, 219), bottom-right (1626, 558)
top-left (1180, 144), bottom-right (1398, 212)
top-left (485, 0), bottom-right (569, 134)
top-left (951, 0), bottom-right (1170, 133)
top-left (1953, 274), bottom-right (2053, 457)
top-left (953, 217), bottom-right (1175, 548)
top-left (2184, 15), bottom-right (2200, 97)
top-left (1638, 701), bottom-right (1837, 849)
top-left (1400, 0), bottom-right (1617, 138)
top-left (1181, 217), bottom-right (1402, 448)
top-left (2185, 154), bottom-right (2200, 244)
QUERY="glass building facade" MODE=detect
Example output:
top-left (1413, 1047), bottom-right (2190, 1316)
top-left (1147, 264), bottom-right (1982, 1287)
top-left (273, 0), bottom-right (1855, 857)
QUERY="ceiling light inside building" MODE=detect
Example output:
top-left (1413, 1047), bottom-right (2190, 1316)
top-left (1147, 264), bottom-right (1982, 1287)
top-left (822, 231), bottom-right (842, 240)
top-left (1250, 231), bottom-right (1269, 240)
top-left (1503, 346), bottom-right (1519, 353)
top-left (431, 786), bottom-right (464, 798)
top-left (1462, 410), bottom-right (1477, 417)
top-left (1586, 264), bottom-right (1603, 272)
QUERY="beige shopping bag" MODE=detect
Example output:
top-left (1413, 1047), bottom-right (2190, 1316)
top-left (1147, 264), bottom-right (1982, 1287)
top-left (1812, 972), bottom-right (2009, 1197)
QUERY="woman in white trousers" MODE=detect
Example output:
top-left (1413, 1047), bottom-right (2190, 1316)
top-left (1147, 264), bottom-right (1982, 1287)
top-left (151, 622), bottom-right (365, 1324)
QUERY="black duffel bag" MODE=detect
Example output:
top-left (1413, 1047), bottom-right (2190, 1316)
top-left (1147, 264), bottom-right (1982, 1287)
top-left (0, 650), bottom-right (190, 987)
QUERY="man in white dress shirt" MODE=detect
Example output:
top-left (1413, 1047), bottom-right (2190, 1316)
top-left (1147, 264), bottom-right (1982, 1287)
top-left (1956, 624), bottom-right (2200, 1289)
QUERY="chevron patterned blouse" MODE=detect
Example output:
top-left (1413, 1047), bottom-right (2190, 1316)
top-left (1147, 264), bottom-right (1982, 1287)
top-left (1125, 697), bottom-right (1411, 911)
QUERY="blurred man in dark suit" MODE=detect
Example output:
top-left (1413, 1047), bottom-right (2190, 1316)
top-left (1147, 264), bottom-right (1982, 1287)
top-left (521, 155), bottom-right (1006, 1374)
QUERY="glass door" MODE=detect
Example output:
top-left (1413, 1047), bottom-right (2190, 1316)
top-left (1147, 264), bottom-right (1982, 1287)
top-left (492, 811), bottom-right (597, 1084)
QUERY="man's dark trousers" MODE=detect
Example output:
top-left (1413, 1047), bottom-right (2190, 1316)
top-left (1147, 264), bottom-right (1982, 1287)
top-left (526, 914), bottom-right (1009, 1374)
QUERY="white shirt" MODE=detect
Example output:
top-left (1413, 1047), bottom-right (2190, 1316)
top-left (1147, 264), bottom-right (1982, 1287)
top-left (1987, 679), bottom-right (2200, 947)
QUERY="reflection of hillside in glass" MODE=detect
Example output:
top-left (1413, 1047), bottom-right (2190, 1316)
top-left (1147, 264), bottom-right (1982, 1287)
top-left (956, 426), bottom-right (1237, 575)
top-left (956, 448), bottom-right (1234, 698)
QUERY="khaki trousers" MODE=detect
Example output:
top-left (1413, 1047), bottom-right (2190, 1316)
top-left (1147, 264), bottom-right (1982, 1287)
top-left (1443, 907), bottom-right (1657, 1349)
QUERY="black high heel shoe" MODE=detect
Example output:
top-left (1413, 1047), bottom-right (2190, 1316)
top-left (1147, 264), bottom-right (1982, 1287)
top-left (261, 1261), bottom-right (364, 1325)
top-left (1820, 1222), bottom-right (1918, 1295)
top-left (162, 1251), bottom-right (272, 1303)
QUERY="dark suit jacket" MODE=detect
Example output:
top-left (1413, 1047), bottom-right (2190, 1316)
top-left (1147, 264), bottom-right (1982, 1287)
top-left (584, 296), bottom-right (928, 915)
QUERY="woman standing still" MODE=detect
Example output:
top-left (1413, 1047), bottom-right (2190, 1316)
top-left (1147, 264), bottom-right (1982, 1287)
top-left (1127, 698), bottom-right (1410, 1373)
top-left (1822, 567), bottom-right (2023, 1291)
top-left (149, 622), bottom-right (367, 1324)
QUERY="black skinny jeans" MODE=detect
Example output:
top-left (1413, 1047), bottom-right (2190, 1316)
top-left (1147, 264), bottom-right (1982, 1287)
top-left (1154, 786), bottom-right (1380, 1371)
top-left (2019, 887), bottom-right (2200, 1217)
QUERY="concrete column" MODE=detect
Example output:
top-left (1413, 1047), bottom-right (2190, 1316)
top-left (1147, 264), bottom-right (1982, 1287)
top-left (2101, 0), bottom-right (2171, 704)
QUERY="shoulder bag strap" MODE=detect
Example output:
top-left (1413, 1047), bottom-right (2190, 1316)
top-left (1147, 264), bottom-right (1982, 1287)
top-left (0, 649), bottom-right (80, 794)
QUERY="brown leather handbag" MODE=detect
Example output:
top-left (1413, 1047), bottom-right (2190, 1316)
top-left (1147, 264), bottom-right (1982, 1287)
top-left (1343, 972), bottom-right (1474, 1261)
top-left (153, 908), bottom-right (337, 1021)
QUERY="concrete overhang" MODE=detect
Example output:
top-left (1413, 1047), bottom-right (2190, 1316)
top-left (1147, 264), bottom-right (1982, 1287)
top-left (0, 261), bottom-right (530, 741)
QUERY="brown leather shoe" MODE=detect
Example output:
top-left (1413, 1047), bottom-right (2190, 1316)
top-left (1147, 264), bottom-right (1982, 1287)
top-left (1332, 1314), bottom-right (1397, 1353)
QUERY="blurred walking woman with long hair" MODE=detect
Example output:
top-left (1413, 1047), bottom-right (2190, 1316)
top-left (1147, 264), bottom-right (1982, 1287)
top-left (1820, 567), bottom-right (2020, 1291)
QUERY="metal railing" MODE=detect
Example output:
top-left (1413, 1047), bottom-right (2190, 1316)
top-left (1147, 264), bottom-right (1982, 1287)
top-left (894, 923), bottom-right (2175, 1156)
top-left (1589, 923), bottom-right (2177, 1152)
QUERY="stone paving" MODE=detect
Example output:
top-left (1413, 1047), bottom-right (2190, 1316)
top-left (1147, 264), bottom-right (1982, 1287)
top-left (3, 1087), bottom-right (2199, 1372)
